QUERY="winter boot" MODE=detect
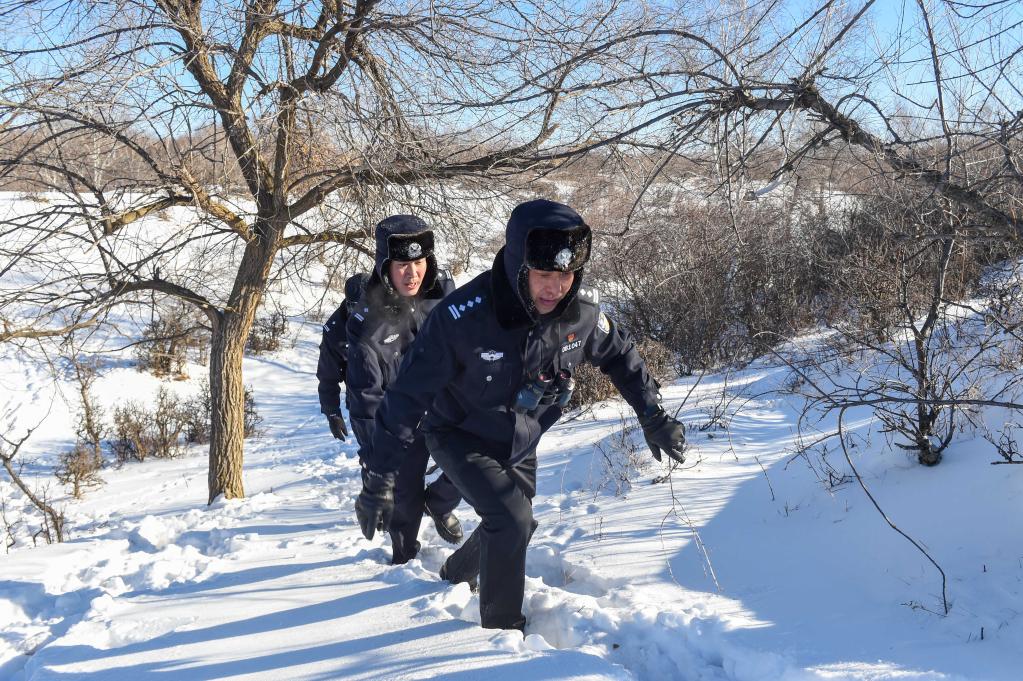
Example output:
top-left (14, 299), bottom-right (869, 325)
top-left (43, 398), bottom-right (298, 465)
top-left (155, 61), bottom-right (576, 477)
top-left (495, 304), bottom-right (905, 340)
top-left (439, 559), bottom-right (478, 593)
top-left (425, 506), bottom-right (463, 544)
top-left (439, 526), bottom-right (481, 591)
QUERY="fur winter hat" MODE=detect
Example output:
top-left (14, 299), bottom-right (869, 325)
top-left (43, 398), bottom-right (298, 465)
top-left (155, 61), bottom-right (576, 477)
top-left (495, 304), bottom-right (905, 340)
top-left (502, 199), bottom-right (591, 318)
top-left (374, 214), bottom-right (437, 295)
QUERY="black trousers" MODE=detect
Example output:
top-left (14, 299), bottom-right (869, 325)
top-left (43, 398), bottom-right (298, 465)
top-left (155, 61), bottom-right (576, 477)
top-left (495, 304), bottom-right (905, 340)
top-left (426, 429), bottom-right (537, 630)
top-left (358, 434), bottom-right (461, 565)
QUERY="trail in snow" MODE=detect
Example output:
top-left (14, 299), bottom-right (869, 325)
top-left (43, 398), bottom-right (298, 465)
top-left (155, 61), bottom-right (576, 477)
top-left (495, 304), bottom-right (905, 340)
top-left (2, 326), bottom-right (1020, 680)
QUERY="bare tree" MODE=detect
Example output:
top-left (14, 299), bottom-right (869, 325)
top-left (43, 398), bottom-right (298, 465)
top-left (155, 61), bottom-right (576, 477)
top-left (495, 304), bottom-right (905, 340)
top-left (3, 1), bottom-right (1019, 504)
top-left (0, 1), bottom-right (688, 503)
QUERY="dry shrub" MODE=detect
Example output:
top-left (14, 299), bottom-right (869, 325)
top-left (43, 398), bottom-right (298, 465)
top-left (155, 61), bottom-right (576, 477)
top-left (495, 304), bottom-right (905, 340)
top-left (110, 387), bottom-right (189, 463)
top-left (179, 380), bottom-right (262, 444)
top-left (568, 338), bottom-right (677, 412)
top-left (55, 443), bottom-right (104, 499)
top-left (243, 386), bottom-right (264, 438)
top-left (149, 387), bottom-right (186, 458)
top-left (180, 381), bottom-right (212, 444)
top-left (247, 312), bottom-right (290, 355)
top-left (134, 304), bottom-right (209, 378)
top-left (111, 401), bottom-right (153, 463)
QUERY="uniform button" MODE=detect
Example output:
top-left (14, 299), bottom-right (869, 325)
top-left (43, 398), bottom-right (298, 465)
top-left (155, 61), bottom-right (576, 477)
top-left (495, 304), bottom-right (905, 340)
top-left (486, 375), bottom-right (493, 382)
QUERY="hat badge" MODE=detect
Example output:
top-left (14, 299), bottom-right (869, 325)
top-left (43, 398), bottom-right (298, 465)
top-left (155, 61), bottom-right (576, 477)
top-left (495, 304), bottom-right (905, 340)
top-left (407, 241), bottom-right (422, 258)
top-left (554, 247), bottom-right (573, 269)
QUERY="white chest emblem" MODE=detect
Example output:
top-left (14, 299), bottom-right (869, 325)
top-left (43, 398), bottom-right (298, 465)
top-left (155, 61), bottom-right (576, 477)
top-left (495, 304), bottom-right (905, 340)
top-left (383, 333), bottom-right (400, 344)
top-left (554, 248), bottom-right (573, 269)
top-left (481, 350), bottom-right (504, 361)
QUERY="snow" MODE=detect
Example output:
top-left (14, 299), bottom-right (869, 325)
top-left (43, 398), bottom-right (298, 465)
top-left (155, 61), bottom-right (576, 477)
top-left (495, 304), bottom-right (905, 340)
top-left (2, 199), bottom-right (1022, 680)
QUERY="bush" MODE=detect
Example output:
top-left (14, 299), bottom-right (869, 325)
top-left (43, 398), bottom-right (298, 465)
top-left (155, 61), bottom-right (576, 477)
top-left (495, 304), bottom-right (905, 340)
top-left (111, 401), bottom-right (153, 463)
top-left (72, 358), bottom-right (106, 459)
top-left (181, 381), bottom-right (212, 444)
top-left (180, 380), bottom-right (263, 443)
top-left (567, 338), bottom-right (677, 412)
top-left (109, 387), bottom-right (189, 462)
top-left (247, 311), bottom-right (290, 355)
top-left (134, 304), bottom-right (209, 378)
top-left (55, 443), bottom-right (104, 499)
top-left (243, 386), bottom-right (264, 438)
top-left (149, 387), bottom-right (186, 458)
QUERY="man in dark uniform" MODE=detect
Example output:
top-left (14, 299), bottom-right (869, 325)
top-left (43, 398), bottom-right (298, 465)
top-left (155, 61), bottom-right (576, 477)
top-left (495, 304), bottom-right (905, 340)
top-left (316, 215), bottom-right (463, 564)
top-left (355, 200), bottom-right (686, 630)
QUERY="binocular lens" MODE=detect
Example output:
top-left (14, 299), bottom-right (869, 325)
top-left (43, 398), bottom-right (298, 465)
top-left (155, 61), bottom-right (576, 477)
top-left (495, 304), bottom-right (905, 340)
top-left (512, 372), bottom-right (553, 413)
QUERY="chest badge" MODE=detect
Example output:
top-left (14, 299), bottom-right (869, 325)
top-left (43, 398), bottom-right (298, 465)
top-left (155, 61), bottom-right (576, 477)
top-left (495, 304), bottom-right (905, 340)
top-left (383, 333), bottom-right (400, 344)
top-left (481, 350), bottom-right (504, 361)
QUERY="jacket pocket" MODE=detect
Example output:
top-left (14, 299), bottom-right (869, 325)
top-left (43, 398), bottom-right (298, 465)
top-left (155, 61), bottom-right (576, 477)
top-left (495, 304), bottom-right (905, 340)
top-left (477, 358), bottom-right (516, 404)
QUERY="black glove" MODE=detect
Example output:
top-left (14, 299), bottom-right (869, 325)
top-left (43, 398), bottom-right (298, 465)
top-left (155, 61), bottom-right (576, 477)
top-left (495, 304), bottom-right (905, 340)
top-left (327, 412), bottom-right (348, 441)
top-left (640, 407), bottom-right (686, 463)
top-left (355, 469), bottom-right (395, 540)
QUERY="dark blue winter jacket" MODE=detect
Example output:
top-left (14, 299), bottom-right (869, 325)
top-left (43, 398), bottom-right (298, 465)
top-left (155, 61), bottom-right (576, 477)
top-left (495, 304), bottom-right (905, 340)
top-left (318, 215), bottom-right (454, 461)
top-left (368, 204), bottom-right (661, 474)
top-left (316, 273), bottom-right (370, 416)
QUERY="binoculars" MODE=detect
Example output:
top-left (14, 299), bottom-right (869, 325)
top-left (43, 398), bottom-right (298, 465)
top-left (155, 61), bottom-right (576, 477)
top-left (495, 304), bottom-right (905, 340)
top-left (512, 369), bottom-right (574, 413)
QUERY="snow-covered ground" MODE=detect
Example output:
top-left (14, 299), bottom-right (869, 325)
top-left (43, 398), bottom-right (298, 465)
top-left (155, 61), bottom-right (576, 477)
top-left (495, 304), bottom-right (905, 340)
top-left (2, 311), bottom-right (1020, 681)
top-left (1, 191), bottom-right (1021, 680)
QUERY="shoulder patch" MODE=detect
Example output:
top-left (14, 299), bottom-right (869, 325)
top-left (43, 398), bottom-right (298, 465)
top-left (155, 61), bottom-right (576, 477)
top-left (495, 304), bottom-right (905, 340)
top-left (597, 311), bottom-right (611, 334)
top-left (448, 294), bottom-right (484, 320)
top-left (577, 286), bottom-right (600, 305)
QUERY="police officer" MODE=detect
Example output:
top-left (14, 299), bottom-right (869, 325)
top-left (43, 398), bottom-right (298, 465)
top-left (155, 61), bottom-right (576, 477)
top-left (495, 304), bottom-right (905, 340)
top-left (317, 214), bottom-right (463, 564)
top-left (354, 200), bottom-right (685, 630)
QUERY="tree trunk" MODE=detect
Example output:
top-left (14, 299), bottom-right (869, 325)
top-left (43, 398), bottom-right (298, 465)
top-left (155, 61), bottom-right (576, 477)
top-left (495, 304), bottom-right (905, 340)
top-left (206, 230), bottom-right (277, 503)
top-left (208, 314), bottom-right (249, 503)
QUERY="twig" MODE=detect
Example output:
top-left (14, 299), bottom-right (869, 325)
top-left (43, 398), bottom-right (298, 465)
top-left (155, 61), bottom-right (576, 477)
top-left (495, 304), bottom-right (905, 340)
top-left (838, 407), bottom-right (948, 615)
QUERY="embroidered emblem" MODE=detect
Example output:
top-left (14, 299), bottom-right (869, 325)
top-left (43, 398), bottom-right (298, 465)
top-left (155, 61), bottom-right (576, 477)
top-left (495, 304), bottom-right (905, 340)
top-left (383, 333), bottom-right (399, 344)
top-left (597, 311), bottom-right (611, 334)
top-left (566, 332), bottom-right (576, 343)
top-left (481, 350), bottom-right (504, 361)
top-left (555, 248), bottom-right (573, 269)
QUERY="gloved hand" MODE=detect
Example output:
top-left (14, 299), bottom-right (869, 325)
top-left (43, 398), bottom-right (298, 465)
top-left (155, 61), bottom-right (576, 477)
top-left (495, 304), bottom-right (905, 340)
top-left (355, 469), bottom-right (395, 540)
top-left (327, 412), bottom-right (348, 441)
top-left (639, 407), bottom-right (686, 463)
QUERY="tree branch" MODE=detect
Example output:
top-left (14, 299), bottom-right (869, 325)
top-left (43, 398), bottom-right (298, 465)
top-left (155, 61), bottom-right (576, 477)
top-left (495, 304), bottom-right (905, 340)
top-left (108, 278), bottom-right (222, 323)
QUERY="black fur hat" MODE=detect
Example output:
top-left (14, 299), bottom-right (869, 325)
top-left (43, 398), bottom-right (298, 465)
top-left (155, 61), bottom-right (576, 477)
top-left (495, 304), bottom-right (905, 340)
top-left (502, 199), bottom-right (591, 319)
top-left (374, 215), bottom-right (437, 295)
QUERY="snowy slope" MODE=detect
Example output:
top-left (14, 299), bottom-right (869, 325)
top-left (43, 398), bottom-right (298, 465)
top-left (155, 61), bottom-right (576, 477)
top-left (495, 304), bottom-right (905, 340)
top-left (2, 312), bottom-right (1020, 681)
